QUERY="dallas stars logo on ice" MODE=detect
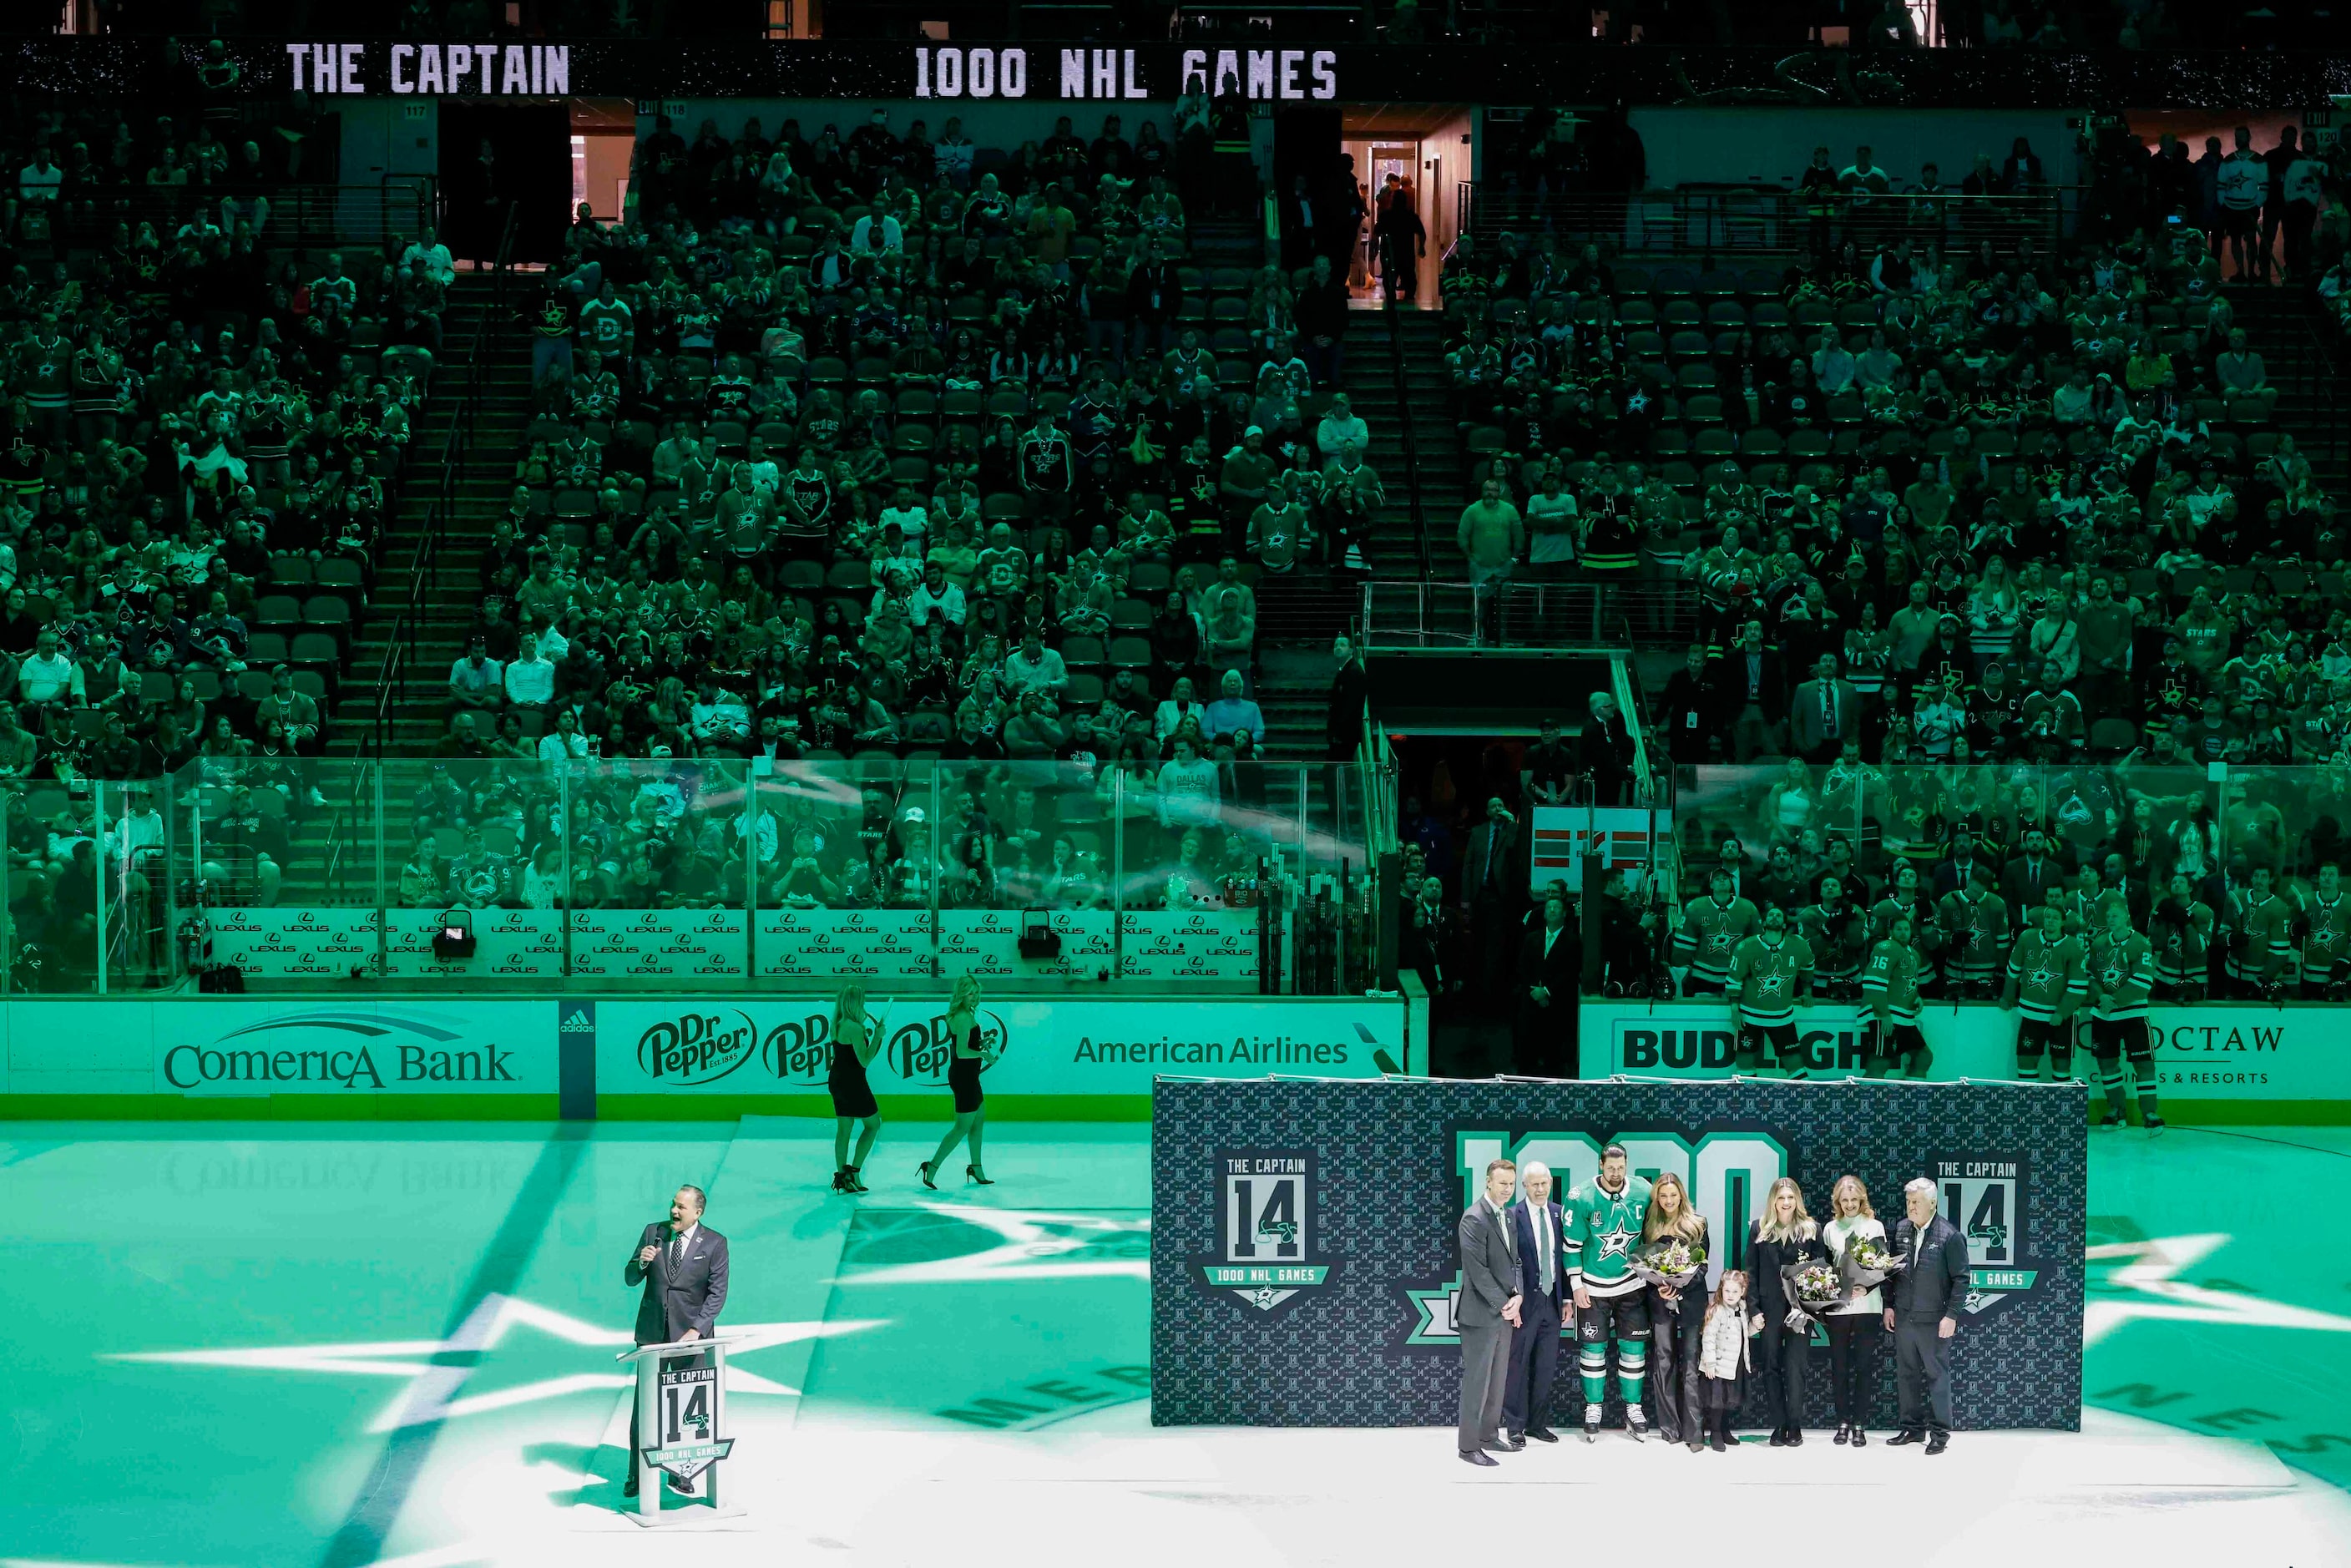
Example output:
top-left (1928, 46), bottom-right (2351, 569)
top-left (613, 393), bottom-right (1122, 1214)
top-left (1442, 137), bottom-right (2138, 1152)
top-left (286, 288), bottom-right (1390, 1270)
top-left (1934, 1152), bottom-right (2041, 1318)
top-left (1195, 1149), bottom-right (1337, 1317)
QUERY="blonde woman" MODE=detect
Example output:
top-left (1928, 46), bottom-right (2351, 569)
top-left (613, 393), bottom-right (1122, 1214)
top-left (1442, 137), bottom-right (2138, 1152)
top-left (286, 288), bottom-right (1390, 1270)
top-left (1822, 1174), bottom-right (1888, 1446)
top-left (1745, 1176), bottom-right (1823, 1447)
top-left (920, 975), bottom-right (997, 1188)
top-left (1640, 1171), bottom-right (1712, 1450)
top-left (828, 984), bottom-right (887, 1195)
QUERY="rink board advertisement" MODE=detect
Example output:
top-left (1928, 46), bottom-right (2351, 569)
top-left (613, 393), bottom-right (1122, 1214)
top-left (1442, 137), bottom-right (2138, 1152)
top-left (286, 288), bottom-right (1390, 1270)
top-left (1152, 1078), bottom-right (2086, 1432)
top-left (588, 994), bottom-right (1409, 1100)
top-left (1580, 999), bottom-right (2351, 1115)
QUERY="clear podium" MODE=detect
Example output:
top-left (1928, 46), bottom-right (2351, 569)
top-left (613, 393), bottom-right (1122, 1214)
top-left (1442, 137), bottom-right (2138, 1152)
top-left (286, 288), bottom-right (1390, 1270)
top-left (615, 1333), bottom-right (746, 1524)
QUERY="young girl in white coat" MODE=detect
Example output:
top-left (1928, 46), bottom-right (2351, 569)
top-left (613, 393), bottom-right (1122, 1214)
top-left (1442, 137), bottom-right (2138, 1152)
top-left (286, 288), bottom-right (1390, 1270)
top-left (1697, 1268), bottom-right (1752, 1452)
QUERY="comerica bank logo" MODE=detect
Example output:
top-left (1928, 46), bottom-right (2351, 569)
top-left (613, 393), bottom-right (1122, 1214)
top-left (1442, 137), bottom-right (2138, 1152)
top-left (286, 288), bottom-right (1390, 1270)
top-left (1191, 1149), bottom-right (1337, 1317)
top-left (160, 1011), bottom-right (517, 1090)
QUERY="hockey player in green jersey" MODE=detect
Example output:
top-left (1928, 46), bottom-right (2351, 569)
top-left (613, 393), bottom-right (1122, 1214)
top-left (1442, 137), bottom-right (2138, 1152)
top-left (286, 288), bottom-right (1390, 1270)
top-left (1727, 904), bottom-right (1817, 1079)
top-left (1564, 1142), bottom-right (1653, 1443)
top-left (2150, 870), bottom-right (2214, 1001)
top-left (2087, 899), bottom-right (2163, 1130)
top-left (1935, 862), bottom-right (2010, 998)
top-left (1670, 867), bottom-right (1758, 997)
top-left (2224, 864), bottom-right (2295, 1000)
top-left (1797, 876), bottom-right (1870, 999)
top-left (1860, 913), bottom-right (1932, 1078)
top-left (2000, 902), bottom-right (2089, 1080)
top-left (2300, 862), bottom-right (2348, 999)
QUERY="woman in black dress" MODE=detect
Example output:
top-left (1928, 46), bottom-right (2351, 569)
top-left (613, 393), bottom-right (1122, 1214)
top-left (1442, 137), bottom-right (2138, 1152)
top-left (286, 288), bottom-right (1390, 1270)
top-left (1747, 1176), bottom-right (1825, 1447)
top-left (1640, 1171), bottom-right (1711, 1450)
top-left (828, 984), bottom-right (886, 1194)
top-left (920, 975), bottom-right (997, 1188)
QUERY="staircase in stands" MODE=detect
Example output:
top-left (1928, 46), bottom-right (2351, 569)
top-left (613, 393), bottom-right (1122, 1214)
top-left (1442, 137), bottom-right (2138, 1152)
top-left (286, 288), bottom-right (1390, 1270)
top-left (328, 272), bottom-right (532, 759)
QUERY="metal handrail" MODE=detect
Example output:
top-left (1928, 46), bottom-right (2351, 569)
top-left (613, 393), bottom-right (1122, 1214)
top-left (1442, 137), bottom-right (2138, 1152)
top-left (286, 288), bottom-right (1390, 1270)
top-left (1382, 298), bottom-right (1432, 579)
top-left (1455, 185), bottom-right (2069, 256)
top-left (43, 179), bottom-right (436, 252)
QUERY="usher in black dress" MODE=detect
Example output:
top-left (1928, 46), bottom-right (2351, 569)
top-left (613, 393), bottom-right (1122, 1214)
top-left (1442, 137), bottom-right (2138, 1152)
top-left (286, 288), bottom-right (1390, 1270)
top-left (948, 1024), bottom-right (985, 1113)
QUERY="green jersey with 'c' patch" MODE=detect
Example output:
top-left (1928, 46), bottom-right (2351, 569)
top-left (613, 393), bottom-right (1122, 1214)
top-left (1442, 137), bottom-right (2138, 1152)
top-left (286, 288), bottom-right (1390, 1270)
top-left (1562, 1173), bottom-right (1653, 1298)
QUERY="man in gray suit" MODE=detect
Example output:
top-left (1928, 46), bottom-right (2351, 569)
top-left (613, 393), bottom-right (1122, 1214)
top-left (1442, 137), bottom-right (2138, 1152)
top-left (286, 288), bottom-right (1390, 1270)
top-left (1884, 1176), bottom-right (1971, 1454)
top-left (1788, 653), bottom-right (1861, 762)
top-left (623, 1184), bottom-right (731, 1496)
top-left (1457, 1156), bottom-right (1524, 1465)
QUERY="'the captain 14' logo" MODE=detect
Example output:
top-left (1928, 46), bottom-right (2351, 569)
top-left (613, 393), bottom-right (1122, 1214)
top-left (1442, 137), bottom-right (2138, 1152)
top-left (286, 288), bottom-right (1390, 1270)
top-left (1194, 1149), bottom-right (1337, 1317)
top-left (1935, 1152), bottom-right (2040, 1318)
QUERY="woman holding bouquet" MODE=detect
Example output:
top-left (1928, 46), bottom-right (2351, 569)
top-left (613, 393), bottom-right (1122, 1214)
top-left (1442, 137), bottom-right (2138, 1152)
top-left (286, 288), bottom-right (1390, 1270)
top-left (1637, 1172), bottom-right (1711, 1451)
top-left (1821, 1175), bottom-right (1889, 1446)
top-left (1747, 1176), bottom-right (1826, 1447)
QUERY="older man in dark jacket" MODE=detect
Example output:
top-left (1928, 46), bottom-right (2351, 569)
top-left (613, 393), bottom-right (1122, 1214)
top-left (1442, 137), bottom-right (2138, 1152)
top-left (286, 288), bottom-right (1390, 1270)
top-left (1884, 1176), bottom-right (1972, 1454)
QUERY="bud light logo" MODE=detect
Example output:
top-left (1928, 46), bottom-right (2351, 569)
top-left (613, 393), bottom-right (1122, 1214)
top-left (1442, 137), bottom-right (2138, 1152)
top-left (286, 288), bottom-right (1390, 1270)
top-left (889, 1009), bottom-right (1009, 1085)
top-left (638, 1009), bottom-right (761, 1085)
top-left (761, 1014), bottom-right (835, 1085)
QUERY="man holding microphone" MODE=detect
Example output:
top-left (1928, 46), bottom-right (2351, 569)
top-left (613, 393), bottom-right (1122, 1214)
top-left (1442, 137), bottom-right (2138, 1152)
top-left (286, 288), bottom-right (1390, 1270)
top-left (1885, 1176), bottom-right (1970, 1454)
top-left (1455, 1157), bottom-right (1522, 1465)
top-left (623, 1184), bottom-right (731, 1496)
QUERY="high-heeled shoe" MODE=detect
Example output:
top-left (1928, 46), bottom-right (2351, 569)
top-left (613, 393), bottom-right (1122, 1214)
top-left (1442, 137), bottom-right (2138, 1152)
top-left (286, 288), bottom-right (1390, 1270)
top-left (845, 1166), bottom-right (868, 1194)
top-left (829, 1168), bottom-right (852, 1194)
top-left (966, 1165), bottom-right (994, 1186)
top-left (919, 1161), bottom-right (938, 1189)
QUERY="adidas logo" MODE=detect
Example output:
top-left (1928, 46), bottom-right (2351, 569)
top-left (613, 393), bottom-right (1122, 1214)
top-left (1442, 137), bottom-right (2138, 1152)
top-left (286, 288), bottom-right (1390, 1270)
top-left (559, 1007), bottom-right (594, 1032)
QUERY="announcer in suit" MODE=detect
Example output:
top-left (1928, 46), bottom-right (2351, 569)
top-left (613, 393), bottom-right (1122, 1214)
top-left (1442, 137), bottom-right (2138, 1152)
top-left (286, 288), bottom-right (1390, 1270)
top-left (1502, 1161), bottom-right (1569, 1444)
top-left (1456, 1157), bottom-right (1523, 1466)
top-left (1884, 1176), bottom-right (1971, 1454)
top-left (623, 1184), bottom-right (731, 1495)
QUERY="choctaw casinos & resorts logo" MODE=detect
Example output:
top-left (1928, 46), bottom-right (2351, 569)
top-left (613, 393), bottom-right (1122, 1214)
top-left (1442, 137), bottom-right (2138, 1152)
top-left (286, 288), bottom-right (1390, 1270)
top-left (1193, 1149), bottom-right (1337, 1317)
top-left (1934, 1151), bottom-right (2041, 1318)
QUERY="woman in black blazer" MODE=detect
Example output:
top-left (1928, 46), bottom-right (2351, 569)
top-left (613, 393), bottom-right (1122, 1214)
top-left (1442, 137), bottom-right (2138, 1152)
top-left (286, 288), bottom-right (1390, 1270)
top-left (1747, 1176), bottom-right (1826, 1447)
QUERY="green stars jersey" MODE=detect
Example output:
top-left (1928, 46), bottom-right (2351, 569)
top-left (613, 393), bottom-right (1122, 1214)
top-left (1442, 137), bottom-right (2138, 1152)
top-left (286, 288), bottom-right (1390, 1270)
top-left (1936, 888), bottom-right (2010, 982)
top-left (1672, 893), bottom-right (1759, 987)
top-left (2088, 930), bottom-right (2156, 1020)
top-left (2152, 900), bottom-right (2214, 986)
top-left (2005, 929), bottom-right (2088, 1022)
top-left (1861, 939), bottom-right (1923, 1024)
top-left (1798, 901), bottom-right (1870, 984)
top-left (2226, 892), bottom-right (2296, 984)
top-left (1727, 932), bottom-right (1815, 1027)
top-left (1562, 1173), bottom-right (1653, 1299)
top-left (2303, 893), bottom-right (2349, 967)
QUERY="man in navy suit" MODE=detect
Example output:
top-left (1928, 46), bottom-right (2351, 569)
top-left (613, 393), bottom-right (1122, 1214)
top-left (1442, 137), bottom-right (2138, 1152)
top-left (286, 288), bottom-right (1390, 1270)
top-left (623, 1184), bottom-right (731, 1496)
top-left (1502, 1161), bottom-right (1570, 1444)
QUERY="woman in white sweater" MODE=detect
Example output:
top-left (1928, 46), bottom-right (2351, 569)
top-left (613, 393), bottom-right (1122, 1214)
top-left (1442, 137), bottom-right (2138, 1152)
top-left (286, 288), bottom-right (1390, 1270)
top-left (1821, 1174), bottom-right (1888, 1447)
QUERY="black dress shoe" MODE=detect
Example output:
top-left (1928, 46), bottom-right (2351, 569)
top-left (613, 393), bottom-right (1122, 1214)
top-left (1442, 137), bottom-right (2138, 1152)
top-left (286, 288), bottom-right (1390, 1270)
top-left (666, 1471), bottom-right (696, 1494)
top-left (1488, 1434), bottom-right (1524, 1452)
top-left (1925, 1432), bottom-right (1949, 1455)
top-left (1526, 1427), bottom-right (1560, 1443)
top-left (1784, 1427), bottom-right (1803, 1447)
top-left (1833, 1424), bottom-right (1850, 1444)
top-left (1851, 1428), bottom-right (1868, 1447)
top-left (1888, 1429), bottom-right (1924, 1447)
top-left (622, 1474), bottom-right (640, 1498)
top-left (1460, 1449), bottom-right (1500, 1467)
top-left (1768, 1428), bottom-right (1789, 1448)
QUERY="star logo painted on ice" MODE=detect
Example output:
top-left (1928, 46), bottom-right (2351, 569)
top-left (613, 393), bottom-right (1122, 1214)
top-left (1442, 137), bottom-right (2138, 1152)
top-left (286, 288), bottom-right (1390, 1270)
top-left (1598, 1224), bottom-right (1638, 1262)
top-left (838, 1204), bottom-right (1150, 1287)
top-left (107, 1294), bottom-right (881, 1433)
top-left (2083, 1232), bottom-right (2351, 1347)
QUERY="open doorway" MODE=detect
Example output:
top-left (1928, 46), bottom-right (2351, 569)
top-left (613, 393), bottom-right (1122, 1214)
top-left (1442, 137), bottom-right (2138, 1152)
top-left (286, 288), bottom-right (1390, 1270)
top-left (1341, 104), bottom-right (1472, 308)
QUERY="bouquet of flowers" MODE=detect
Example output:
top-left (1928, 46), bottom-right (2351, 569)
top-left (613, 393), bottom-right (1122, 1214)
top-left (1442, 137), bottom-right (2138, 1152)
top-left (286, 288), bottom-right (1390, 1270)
top-left (1841, 1232), bottom-right (1900, 1292)
top-left (1631, 1237), bottom-right (1708, 1310)
top-left (1782, 1259), bottom-right (1843, 1333)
